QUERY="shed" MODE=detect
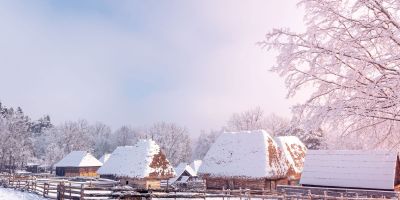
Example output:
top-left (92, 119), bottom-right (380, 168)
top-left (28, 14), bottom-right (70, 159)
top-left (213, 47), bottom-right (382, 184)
top-left (54, 151), bottom-right (102, 177)
top-left (275, 136), bottom-right (307, 180)
top-left (97, 139), bottom-right (175, 189)
top-left (198, 130), bottom-right (289, 190)
top-left (300, 150), bottom-right (400, 191)
top-left (169, 163), bottom-right (197, 186)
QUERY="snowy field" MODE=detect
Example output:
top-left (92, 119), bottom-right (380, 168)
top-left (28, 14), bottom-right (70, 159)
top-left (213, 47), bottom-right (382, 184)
top-left (0, 188), bottom-right (47, 200)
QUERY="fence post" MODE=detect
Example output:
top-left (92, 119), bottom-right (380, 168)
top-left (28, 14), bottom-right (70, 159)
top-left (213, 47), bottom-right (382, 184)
top-left (69, 182), bottom-right (71, 199)
top-left (80, 183), bottom-right (84, 199)
top-left (43, 183), bottom-right (47, 197)
top-left (57, 184), bottom-right (61, 200)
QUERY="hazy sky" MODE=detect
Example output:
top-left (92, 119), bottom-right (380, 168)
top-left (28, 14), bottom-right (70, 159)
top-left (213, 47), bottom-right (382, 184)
top-left (0, 1), bottom-right (306, 135)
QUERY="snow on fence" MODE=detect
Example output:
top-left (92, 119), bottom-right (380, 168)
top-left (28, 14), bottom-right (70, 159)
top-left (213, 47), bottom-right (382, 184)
top-left (0, 174), bottom-right (398, 200)
top-left (277, 185), bottom-right (400, 199)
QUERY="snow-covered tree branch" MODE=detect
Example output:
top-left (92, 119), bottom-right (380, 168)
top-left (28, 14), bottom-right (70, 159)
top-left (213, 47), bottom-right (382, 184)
top-left (262, 0), bottom-right (400, 149)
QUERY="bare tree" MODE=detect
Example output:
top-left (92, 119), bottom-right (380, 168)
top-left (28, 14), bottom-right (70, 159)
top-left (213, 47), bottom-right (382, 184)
top-left (146, 122), bottom-right (191, 166)
top-left (192, 130), bottom-right (221, 159)
top-left (90, 122), bottom-right (113, 158)
top-left (113, 126), bottom-right (140, 147)
top-left (264, 113), bottom-right (290, 136)
top-left (262, 0), bottom-right (400, 149)
top-left (227, 107), bottom-right (265, 131)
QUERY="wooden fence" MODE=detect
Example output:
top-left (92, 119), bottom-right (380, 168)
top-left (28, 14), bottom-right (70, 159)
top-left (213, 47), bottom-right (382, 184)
top-left (0, 175), bottom-right (398, 200)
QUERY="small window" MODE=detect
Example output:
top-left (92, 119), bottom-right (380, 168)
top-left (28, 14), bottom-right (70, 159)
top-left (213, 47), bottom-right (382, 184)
top-left (126, 180), bottom-right (129, 185)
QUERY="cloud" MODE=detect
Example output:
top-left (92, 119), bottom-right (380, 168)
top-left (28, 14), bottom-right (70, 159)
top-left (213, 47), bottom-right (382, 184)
top-left (0, 0), bottom-right (306, 135)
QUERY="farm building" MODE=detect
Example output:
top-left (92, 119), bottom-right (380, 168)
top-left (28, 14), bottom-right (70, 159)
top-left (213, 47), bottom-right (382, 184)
top-left (198, 130), bottom-right (289, 190)
top-left (99, 153), bottom-right (111, 164)
top-left (97, 139), bottom-right (175, 189)
top-left (169, 163), bottom-right (205, 189)
top-left (54, 151), bottom-right (102, 177)
top-left (275, 136), bottom-right (307, 181)
top-left (300, 150), bottom-right (400, 191)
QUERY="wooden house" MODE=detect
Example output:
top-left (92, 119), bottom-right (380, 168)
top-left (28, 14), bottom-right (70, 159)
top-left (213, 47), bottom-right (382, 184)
top-left (54, 151), bottom-right (102, 177)
top-left (300, 150), bottom-right (400, 191)
top-left (198, 130), bottom-right (290, 191)
top-left (97, 139), bottom-right (175, 189)
top-left (169, 163), bottom-right (205, 189)
top-left (275, 136), bottom-right (307, 182)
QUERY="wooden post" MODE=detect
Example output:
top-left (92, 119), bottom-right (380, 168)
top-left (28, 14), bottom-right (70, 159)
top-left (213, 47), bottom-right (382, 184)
top-left (80, 183), bottom-right (84, 199)
top-left (57, 184), bottom-right (61, 200)
top-left (69, 182), bottom-right (71, 199)
top-left (43, 183), bottom-right (47, 197)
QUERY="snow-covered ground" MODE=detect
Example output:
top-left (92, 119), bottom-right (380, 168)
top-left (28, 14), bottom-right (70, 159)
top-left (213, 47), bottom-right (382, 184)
top-left (0, 188), bottom-right (47, 200)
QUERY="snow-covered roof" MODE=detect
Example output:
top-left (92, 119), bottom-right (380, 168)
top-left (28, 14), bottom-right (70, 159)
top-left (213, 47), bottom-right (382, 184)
top-left (300, 150), bottom-right (399, 190)
top-left (99, 153), bottom-right (111, 164)
top-left (275, 136), bottom-right (307, 174)
top-left (169, 163), bottom-right (196, 183)
top-left (198, 130), bottom-right (288, 178)
top-left (97, 139), bottom-right (175, 179)
top-left (190, 160), bottom-right (202, 174)
top-left (54, 151), bottom-right (102, 167)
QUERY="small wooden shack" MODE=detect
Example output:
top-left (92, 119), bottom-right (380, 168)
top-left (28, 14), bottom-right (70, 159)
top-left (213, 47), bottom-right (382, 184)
top-left (54, 151), bottom-right (102, 177)
top-left (97, 139), bottom-right (175, 189)
top-left (275, 136), bottom-right (307, 182)
top-left (169, 163), bottom-right (203, 189)
top-left (300, 150), bottom-right (400, 191)
top-left (198, 130), bottom-right (290, 190)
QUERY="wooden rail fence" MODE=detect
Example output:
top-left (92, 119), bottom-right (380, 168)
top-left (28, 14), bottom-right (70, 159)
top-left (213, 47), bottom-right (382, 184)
top-left (0, 175), bottom-right (398, 199)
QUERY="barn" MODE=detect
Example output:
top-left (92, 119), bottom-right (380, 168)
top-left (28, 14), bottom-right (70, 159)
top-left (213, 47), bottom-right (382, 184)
top-left (198, 130), bottom-right (289, 190)
top-left (54, 151), bottom-right (102, 177)
top-left (300, 150), bottom-right (400, 191)
top-left (97, 139), bottom-right (175, 189)
top-left (275, 136), bottom-right (307, 181)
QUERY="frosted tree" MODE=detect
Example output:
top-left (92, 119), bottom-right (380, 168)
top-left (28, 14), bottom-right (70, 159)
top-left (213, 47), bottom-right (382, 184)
top-left (146, 122), bottom-right (191, 166)
top-left (192, 130), bottom-right (221, 159)
top-left (113, 125), bottom-right (140, 147)
top-left (262, 0), bottom-right (400, 149)
top-left (0, 107), bottom-right (33, 171)
top-left (227, 107), bottom-right (266, 131)
top-left (264, 113), bottom-right (290, 136)
top-left (90, 122), bottom-right (113, 158)
top-left (57, 120), bottom-right (92, 153)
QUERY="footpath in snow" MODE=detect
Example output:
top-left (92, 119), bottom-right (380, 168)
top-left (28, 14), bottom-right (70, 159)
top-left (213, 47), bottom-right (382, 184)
top-left (0, 187), bottom-right (47, 200)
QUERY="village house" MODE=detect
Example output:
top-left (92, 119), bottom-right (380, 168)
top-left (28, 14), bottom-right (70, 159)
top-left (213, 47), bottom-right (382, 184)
top-left (300, 150), bottom-right (400, 191)
top-left (274, 136), bottom-right (307, 182)
top-left (54, 151), bottom-right (102, 177)
top-left (97, 139), bottom-right (175, 189)
top-left (198, 130), bottom-right (291, 191)
top-left (168, 163), bottom-right (205, 189)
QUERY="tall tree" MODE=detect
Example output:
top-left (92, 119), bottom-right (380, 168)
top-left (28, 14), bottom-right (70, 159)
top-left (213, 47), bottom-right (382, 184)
top-left (262, 0), bottom-right (400, 149)
top-left (192, 130), bottom-right (221, 159)
top-left (113, 126), bottom-right (140, 147)
top-left (227, 107), bottom-right (265, 131)
top-left (146, 122), bottom-right (191, 166)
top-left (90, 122), bottom-right (113, 157)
